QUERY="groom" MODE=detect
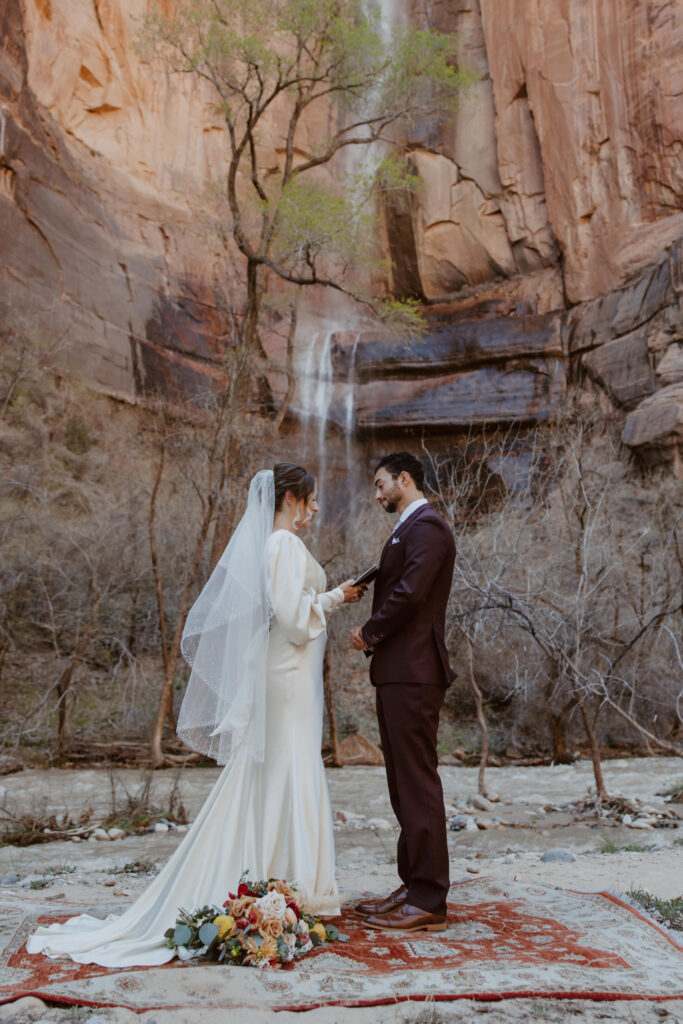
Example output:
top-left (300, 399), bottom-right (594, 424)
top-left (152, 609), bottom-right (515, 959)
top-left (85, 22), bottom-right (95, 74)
top-left (350, 452), bottom-right (456, 933)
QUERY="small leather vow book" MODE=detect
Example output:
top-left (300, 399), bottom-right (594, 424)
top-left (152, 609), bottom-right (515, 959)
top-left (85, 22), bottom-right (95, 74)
top-left (352, 564), bottom-right (379, 587)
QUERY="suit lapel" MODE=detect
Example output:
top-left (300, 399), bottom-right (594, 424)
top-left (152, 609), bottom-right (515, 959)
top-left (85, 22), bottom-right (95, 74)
top-left (392, 503), bottom-right (429, 543)
top-left (378, 503), bottom-right (429, 567)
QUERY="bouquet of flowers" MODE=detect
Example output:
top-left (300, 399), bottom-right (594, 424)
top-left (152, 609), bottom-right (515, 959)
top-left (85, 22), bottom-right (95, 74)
top-left (165, 874), bottom-right (348, 968)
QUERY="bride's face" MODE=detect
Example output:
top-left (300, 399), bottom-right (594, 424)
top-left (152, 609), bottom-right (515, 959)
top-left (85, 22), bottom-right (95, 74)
top-left (298, 485), bottom-right (319, 530)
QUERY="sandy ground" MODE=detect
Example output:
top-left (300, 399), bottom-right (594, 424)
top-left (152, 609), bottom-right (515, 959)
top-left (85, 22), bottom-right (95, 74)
top-left (1, 758), bottom-right (682, 1023)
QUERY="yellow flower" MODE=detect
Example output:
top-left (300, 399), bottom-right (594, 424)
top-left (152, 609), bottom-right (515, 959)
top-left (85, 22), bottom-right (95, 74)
top-left (213, 914), bottom-right (236, 939)
top-left (260, 936), bottom-right (278, 959)
top-left (310, 922), bottom-right (326, 942)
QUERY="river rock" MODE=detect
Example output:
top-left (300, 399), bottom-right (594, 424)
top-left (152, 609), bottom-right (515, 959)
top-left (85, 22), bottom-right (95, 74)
top-left (91, 828), bottom-right (110, 841)
top-left (338, 733), bottom-right (384, 767)
top-left (153, 822), bottom-right (169, 833)
top-left (439, 754), bottom-right (463, 766)
top-left (464, 818), bottom-right (480, 832)
top-left (107, 827), bottom-right (126, 840)
top-left (0, 757), bottom-right (24, 776)
top-left (540, 849), bottom-right (575, 864)
top-left (0, 875), bottom-right (20, 885)
top-left (449, 815), bottom-right (469, 832)
top-left (470, 794), bottom-right (497, 813)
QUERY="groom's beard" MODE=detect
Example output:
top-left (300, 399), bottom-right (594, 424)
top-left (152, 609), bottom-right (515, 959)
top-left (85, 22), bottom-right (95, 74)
top-left (380, 484), bottom-right (402, 514)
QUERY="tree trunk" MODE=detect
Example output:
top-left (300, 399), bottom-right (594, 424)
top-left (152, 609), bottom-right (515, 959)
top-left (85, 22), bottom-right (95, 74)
top-left (243, 257), bottom-right (261, 354)
top-left (149, 445), bottom-right (169, 675)
top-left (577, 694), bottom-right (607, 801)
top-left (467, 638), bottom-right (488, 796)
top-left (548, 697), bottom-right (578, 764)
top-left (150, 497), bottom-right (217, 767)
top-left (273, 292), bottom-right (300, 433)
top-left (54, 601), bottom-right (100, 760)
top-left (0, 639), bottom-right (8, 689)
top-left (323, 649), bottom-right (342, 767)
top-left (56, 674), bottom-right (70, 758)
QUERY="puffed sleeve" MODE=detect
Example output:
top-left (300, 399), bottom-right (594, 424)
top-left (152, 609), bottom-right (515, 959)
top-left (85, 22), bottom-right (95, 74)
top-left (266, 531), bottom-right (344, 645)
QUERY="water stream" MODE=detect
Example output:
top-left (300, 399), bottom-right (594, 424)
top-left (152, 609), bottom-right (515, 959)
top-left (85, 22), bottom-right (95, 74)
top-left (296, 326), bottom-right (361, 529)
top-left (294, 0), bottom-right (406, 521)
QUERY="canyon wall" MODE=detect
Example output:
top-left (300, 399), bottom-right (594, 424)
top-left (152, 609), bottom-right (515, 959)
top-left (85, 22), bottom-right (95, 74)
top-left (1, 0), bottom-right (682, 464)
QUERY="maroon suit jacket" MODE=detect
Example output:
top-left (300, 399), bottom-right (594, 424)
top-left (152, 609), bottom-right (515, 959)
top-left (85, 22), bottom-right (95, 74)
top-left (361, 502), bottom-right (456, 687)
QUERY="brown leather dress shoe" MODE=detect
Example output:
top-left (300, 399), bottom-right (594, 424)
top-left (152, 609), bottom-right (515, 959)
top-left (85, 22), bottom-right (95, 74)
top-left (354, 883), bottom-right (408, 917)
top-left (363, 903), bottom-right (448, 932)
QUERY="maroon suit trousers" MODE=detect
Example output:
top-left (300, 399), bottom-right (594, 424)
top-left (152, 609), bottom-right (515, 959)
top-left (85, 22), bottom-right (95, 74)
top-left (376, 683), bottom-right (450, 915)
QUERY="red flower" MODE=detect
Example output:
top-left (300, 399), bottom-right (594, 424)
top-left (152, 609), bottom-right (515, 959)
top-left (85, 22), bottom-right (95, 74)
top-left (286, 901), bottom-right (301, 921)
top-left (237, 883), bottom-right (249, 897)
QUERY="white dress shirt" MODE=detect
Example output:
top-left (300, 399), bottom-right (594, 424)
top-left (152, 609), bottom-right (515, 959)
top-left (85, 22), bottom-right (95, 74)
top-left (392, 496), bottom-right (428, 532)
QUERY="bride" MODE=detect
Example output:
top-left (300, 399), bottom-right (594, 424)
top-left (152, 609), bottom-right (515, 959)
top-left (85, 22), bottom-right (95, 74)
top-left (27, 463), bottom-right (363, 968)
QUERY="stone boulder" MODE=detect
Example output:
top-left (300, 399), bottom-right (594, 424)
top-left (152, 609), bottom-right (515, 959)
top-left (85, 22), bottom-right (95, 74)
top-left (621, 383), bottom-right (683, 472)
top-left (338, 734), bottom-right (384, 767)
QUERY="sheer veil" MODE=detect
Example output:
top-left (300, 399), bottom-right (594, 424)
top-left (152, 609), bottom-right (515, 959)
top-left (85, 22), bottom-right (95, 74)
top-left (178, 469), bottom-right (275, 766)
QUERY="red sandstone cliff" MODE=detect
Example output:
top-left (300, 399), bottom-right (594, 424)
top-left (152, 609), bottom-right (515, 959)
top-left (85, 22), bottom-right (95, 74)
top-left (1, 0), bottom-right (681, 463)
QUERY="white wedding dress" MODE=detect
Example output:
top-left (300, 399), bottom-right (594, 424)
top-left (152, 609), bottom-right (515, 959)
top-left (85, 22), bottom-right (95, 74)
top-left (27, 529), bottom-right (343, 968)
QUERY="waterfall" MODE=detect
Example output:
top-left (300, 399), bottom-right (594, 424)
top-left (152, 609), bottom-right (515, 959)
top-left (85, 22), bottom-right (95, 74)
top-left (297, 329), bottom-right (336, 505)
top-left (344, 331), bottom-right (360, 465)
top-left (313, 329), bottom-right (334, 494)
top-left (294, 324), bottom-right (362, 527)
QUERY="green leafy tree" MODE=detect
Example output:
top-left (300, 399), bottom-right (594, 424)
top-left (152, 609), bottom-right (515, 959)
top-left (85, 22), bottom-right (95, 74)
top-left (140, 0), bottom-right (473, 352)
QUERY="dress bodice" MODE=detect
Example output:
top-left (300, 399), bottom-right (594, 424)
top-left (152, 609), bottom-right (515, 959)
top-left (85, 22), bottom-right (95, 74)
top-left (264, 530), bottom-right (343, 646)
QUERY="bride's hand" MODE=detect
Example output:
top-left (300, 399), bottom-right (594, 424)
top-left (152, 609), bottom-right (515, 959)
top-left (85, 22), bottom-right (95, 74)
top-left (340, 580), bottom-right (365, 604)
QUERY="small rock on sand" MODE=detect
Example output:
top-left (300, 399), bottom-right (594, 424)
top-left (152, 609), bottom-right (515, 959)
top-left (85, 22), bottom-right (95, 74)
top-left (540, 849), bottom-right (576, 863)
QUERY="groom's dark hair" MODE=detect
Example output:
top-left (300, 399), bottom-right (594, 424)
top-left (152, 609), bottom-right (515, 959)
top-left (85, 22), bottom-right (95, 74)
top-left (375, 452), bottom-right (425, 491)
top-left (273, 462), bottom-right (316, 510)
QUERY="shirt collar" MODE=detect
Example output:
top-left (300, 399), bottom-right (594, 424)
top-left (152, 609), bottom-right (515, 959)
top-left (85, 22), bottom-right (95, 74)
top-left (392, 497), bottom-right (428, 532)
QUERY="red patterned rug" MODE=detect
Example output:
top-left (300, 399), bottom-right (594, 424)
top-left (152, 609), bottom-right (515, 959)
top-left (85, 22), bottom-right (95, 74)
top-left (1, 878), bottom-right (683, 1011)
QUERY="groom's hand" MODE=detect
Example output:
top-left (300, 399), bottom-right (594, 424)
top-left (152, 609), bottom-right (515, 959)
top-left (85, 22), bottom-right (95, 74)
top-left (350, 626), bottom-right (371, 652)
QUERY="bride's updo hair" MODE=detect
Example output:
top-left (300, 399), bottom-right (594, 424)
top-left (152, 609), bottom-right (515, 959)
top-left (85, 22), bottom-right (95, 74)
top-left (273, 462), bottom-right (316, 511)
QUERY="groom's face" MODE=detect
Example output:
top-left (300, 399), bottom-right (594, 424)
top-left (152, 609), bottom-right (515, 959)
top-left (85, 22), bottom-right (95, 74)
top-left (374, 467), bottom-right (402, 514)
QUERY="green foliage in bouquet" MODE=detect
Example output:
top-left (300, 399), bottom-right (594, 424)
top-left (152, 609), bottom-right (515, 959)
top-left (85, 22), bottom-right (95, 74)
top-left (165, 874), bottom-right (349, 967)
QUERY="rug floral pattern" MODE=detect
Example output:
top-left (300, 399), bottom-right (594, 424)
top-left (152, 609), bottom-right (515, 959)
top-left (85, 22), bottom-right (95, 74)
top-left (1, 879), bottom-right (682, 1011)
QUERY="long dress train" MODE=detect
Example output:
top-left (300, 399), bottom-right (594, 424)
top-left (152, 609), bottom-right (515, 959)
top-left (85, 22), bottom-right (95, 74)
top-left (26, 529), bottom-right (342, 968)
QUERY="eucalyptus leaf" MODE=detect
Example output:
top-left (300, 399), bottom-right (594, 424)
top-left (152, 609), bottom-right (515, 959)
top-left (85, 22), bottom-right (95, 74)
top-left (198, 922), bottom-right (219, 946)
top-left (173, 924), bottom-right (193, 947)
